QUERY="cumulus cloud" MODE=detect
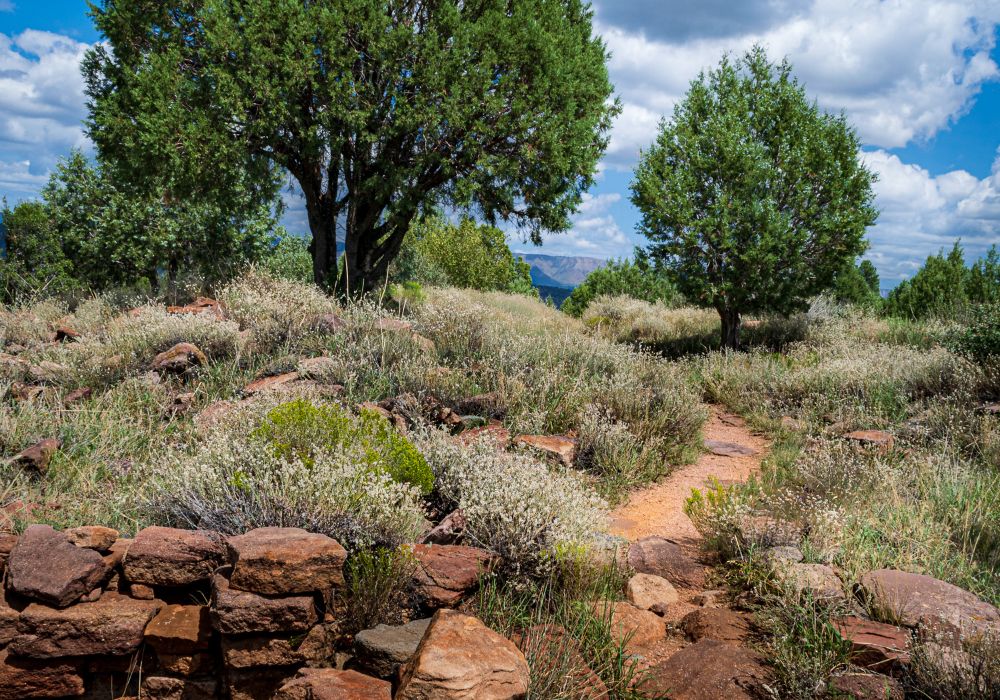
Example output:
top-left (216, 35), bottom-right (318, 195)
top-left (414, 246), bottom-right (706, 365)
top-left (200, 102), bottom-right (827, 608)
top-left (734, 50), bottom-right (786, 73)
top-left (862, 149), bottom-right (1000, 282)
top-left (595, 0), bottom-right (811, 42)
top-left (514, 191), bottom-right (632, 259)
top-left (0, 30), bottom-right (92, 201)
top-left (597, 0), bottom-right (1000, 164)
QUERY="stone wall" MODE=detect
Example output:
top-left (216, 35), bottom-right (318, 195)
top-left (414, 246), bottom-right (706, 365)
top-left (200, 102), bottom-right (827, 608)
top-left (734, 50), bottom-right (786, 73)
top-left (0, 523), bottom-right (528, 699)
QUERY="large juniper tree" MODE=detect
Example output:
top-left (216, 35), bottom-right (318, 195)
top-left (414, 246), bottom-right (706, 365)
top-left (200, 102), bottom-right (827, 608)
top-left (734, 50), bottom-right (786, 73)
top-left (631, 47), bottom-right (878, 348)
top-left (85, 0), bottom-right (618, 296)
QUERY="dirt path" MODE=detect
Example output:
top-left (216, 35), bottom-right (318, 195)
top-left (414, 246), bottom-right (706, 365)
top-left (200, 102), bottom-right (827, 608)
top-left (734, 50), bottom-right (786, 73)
top-left (610, 405), bottom-right (769, 550)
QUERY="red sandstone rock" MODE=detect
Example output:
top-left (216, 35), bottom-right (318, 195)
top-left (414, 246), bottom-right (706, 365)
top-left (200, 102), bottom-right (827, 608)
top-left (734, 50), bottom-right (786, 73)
top-left (590, 601), bottom-right (665, 652)
top-left (628, 537), bottom-right (706, 589)
top-left (514, 434), bottom-right (577, 467)
top-left (211, 574), bottom-right (317, 634)
top-left (419, 510), bottom-right (468, 546)
top-left (243, 371), bottom-right (300, 395)
top-left (9, 438), bottom-right (61, 474)
top-left (276, 668), bottom-right (392, 700)
top-left (639, 639), bottom-right (769, 699)
top-left (681, 607), bottom-right (751, 645)
top-left (410, 544), bottom-right (496, 608)
top-left (167, 297), bottom-right (224, 318)
top-left (7, 525), bottom-right (109, 607)
top-left (313, 313), bottom-right (348, 334)
top-left (65, 525), bottom-right (118, 551)
top-left (0, 532), bottom-right (17, 574)
top-left (397, 609), bottom-right (530, 700)
top-left (63, 387), bottom-right (92, 405)
top-left (844, 430), bottom-right (895, 451)
top-left (626, 573), bottom-right (679, 611)
top-left (144, 604), bottom-right (212, 655)
top-left (829, 672), bottom-right (905, 700)
top-left (10, 592), bottom-right (162, 658)
top-left (227, 527), bottom-right (347, 595)
top-left (141, 675), bottom-right (218, 700)
top-left (221, 635), bottom-right (305, 669)
top-left (51, 325), bottom-right (80, 343)
top-left (704, 439), bottom-right (758, 457)
top-left (0, 649), bottom-right (84, 699)
top-left (458, 420), bottom-right (511, 447)
top-left (833, 616), bottom-right (911, 674)
top-left (123, 526), bottom-right (226, 587)
top-left (858, 569), bottom-right (1000, 646)
top-left (150, 342), bottom-right (208, 373)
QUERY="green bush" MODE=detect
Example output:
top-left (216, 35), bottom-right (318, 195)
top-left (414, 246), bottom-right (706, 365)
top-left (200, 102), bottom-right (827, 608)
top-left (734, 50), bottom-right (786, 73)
top-left (949, 304), bottom-right (1000, 363)
top-left (832, 259), bottom-right (882, 310)
top-left (254, 399), bottom-right (434, 495)
top-left (562, 256), bottom-right (681, 317)
top-left (262, 233), bottom-right (313, 283)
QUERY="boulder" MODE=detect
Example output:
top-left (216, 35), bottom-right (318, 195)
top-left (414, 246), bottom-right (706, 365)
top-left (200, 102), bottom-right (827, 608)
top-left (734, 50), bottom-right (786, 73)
top-left (144, 604), bottom-right (212, 655)
top-left (276, 669), bottom-right (392, 700)
top-left (221, 635), bottom-right (305, 669)
top-left (243, 372), bottom-right (300, 396)
top-left (774, 562), bottom-right (845, 603)
top-left (410, 544), bottom-right (496, 608)
top-left (65, 526), bottom-right (118, 552)
top-left (397, 609), bottom-right (529, 700)
top-left (832, 616), bottom-right (910, 674)
top-left (211, 574), bottom-right (317, 634)
top-left (639, 639), bottom-right (769, 699)
top-left (7, 525), bottom-right (109, 607)
top-left (123, 526), bottom-right (226, 587)
top-left (8, 438), bottom-right (61, 475)
top-left (843, 430), bottom-right (895, 451)
top-left (227, 527), bottom-right (347, 595)
top-left (354, 617), bottom-right (432, 678)
top-left (681, 607), bottom-right (751, 645)
top-left (591, 601), bottom-right (665, 651)
top-left (514, 624), bottom-right (609, 700)
top-left (0, 649), bottom-right (84, 700)
top-left (828, 673), bottom-right (904, 700)
top-left (150, 342), bottom-right (208, 373)
top-left (625, 573), bottom-right (679, 611)
top-left (627, 537), bottom-right (706, 589)
top-left (858, 569), bottom-right (1000, 646)
top-left (418, 510), bottom-right (467, 546)
top-left (514, 434), bottom-right (577, 467)
top-left (10, 592), bottom-right (162, 658)
top-left (703, 439), bottom-right (757, 457)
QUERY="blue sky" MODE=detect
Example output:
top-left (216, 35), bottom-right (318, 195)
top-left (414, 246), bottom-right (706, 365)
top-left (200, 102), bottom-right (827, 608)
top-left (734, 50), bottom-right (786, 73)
top-left (1, 0), bottom-right (998, 286)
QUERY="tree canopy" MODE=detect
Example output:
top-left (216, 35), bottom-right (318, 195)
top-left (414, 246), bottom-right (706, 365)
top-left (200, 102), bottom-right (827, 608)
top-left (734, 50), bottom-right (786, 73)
top-left (85, 0), bottom-right (618, 296)
top-left (631, 47), bottom-right (878, 348)
top-left (561, 254), bottom-right (681, 317)
top-left (886, 242), bottom-right (1000, 319)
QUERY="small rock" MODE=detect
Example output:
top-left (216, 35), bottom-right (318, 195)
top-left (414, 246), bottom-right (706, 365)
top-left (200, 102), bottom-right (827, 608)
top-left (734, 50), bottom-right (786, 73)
top-left (65, 525), bottom-right (118, 552)
top-left (123, 526), bottom-right (226, 587)
top-left (376, 317), bottom-right (414, 333)
top-left (144, 605), bottom-right (212, 655)
top-left (63, 387), bottom-right (92, 405)
top-left (680, 607), bottom-right (751, 645)
top-left (515, 434), bottom-right (577, 467)
top-left (410, 544), bottom-right (497, 608)
top-left (0, 648), bottom-right (84, 699)
top-left (765, 545), bottom-right (804, 566)
top-left (314, 313), bottom-right (348, 334)
top-left (453, 393), bottom-right (506, 419)
top-left (843, 430), bottom-right (895, 451)
top-left (774, 562), bottom-right (845, 603)
top-left (397, 609), bottom-right (530, 700)
top-left (419, 510), bottom-right (467, 546)
top-left (8, 438), bottom-right (61, 475)
top-left (167, 297), bottom-right (224, 318)
top-left (211, 573), bottom-right (317, 634)
top-left (7, 525), bottom-right (109, 607)
top-left (639, 639), bottom-right (769, 699)
top-left (704, 439), bottom-right (757, 457)
top-left (10, 592), bottom-right (162, 658)
top-left (692, 589), bottom-right (726, 607)
top-left (276, 669), bottom-right (392, 700)
top-left (591, 601), bottom-right (666, 651)
top-left (626, 573), bottom-right (679, 611)
top-left (458, 420), bottom-right (511, 447)
top-left (150, 342), bottom-right (208, 373)
top-left (829, 672), bottom-right (904, 700)
top-left (222, 635), bottom-right (305, 669)
top-left (227, 527), bottom-right (347, 595)
top-left (50, 325), bottom-right (80, 343)
top-left (10, 383), bottom-right (43, 402)
top-left (243, 371), bottom-right (300, 395)
top-left (832, 616), bottom-right (911, 674)
top-left (355, 618), bottom-right (432, 679)
top-left (628, 537), bottom-right (706, 589)
top-left (298, 355), bottom-right (339, 379)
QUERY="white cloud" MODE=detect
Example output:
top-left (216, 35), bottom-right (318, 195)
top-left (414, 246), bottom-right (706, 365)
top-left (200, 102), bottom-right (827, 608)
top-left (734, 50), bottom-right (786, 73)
top-left (862, 149), bottom-right (1000, 282)
top-left (515, 191), bottom-right (632, 259)
top-left (597, 0), bottom-right (1000, 166)
top-left (0, 2), bottom-right (14, 13)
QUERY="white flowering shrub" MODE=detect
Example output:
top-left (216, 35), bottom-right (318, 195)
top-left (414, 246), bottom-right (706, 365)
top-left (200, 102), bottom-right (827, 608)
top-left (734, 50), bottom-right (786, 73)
top-left (414, 428), bottom-right (607, 577)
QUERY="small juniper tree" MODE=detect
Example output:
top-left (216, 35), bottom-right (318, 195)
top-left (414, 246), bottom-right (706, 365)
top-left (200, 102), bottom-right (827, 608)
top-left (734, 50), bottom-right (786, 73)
top-left (631, 47), bottom-right (878, 348)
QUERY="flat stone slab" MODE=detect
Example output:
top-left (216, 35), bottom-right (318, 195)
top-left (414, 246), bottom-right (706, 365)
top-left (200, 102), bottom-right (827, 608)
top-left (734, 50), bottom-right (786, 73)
top-left (227, 527), bottom-right (347, 595)
top-left (7, 525), bottom-right (108, 607)
top-left (704, 440), bottom-right (757, 457)
top-left (628, 537), bottom-right (706, 589)
top-left (124, 526), bottom-right (226, 587)
top-left (277, 669), bottom-right (391, 700)
top-left (211, 574), bottom-right (317, 634)
top-left (355, 618), bottom-right (432, 679)
top-left (639, 639), bottom-right (768, 699)
top-left (832, 616), bottom-right (911, 674)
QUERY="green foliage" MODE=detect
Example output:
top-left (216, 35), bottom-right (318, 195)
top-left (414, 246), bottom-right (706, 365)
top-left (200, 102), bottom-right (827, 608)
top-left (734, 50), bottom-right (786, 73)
top-left (261, 233), bottom-right (313, 284)
top-left (388, 281), bottom-right (427, 310)
top-left (0, 201), bottom-right (80, 303)
top-left (343, 547), bottom-right (417, 634)
top-left (397, 215), bottom-right (536, 296)
top-left (86, 0), bottom-right (619, 294)
top-left (886, 242), bottom-right (971, 319)
top-left (949, 304), bottom-right (1000, 363)
top-left (833, 259), bottom-right (882, 309)
top-left (969, 246), bottom-right (1000, 305)
top-left (562, 256), bottom-right (681, 317)
top-left (631, 46), bottom-right (878, 348)
top-left (254, 399), bottom-right (434, 495)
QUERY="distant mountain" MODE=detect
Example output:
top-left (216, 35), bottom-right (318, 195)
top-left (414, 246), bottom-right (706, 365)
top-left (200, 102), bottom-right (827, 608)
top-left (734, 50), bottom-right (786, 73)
top-left (518, 253), bottom-right (606, 288)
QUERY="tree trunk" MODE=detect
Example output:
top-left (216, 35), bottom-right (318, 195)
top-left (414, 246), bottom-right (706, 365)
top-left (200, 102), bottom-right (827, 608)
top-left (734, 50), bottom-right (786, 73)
top-left (719, 308), bottom-right (742, 350)
top-left (305, 195), bottom-right (339, 291)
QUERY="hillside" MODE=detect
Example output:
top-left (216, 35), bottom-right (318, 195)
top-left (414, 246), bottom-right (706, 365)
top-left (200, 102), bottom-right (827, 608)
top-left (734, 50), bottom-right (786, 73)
top-left (519, 252), bottom-right (606, 287)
